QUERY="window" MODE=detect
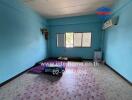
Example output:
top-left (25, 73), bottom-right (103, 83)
top-left (57, 34), bottom-right (65, 47)
top-left (65, 32), bottom-right (73, 48)
top-left (82, 33), bottom-right (91, 47)
top-left (57, 32), bottom-right (92, 48)
top-left (74, 33), bottom-right (82, 47)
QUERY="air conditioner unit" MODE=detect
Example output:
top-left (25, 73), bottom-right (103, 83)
top-left (102, 16), bottom-right (119, 30)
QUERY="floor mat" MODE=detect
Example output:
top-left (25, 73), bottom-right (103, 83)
top-left (29, 60), bottom-right (67, 74)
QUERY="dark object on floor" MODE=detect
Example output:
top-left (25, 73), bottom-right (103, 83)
top-left (48, 57), bottom-right (68, 61)
top-left (43, 64), bottom-right (65, 75)
top-left (68, 57), bottom-right (83, 62)
top-left (29, 60), bottom-right (66, 74)
top-left (28, 65), bottom-right (44, 74)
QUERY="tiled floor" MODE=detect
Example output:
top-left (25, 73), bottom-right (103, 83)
top-left (90, 63), bottom-right (132, 100)
top-left (0, 62), bottom-right (132, 100)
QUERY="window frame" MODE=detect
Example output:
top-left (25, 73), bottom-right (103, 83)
top-left (73, 32), bottom-right (92, 48)
top-left (56, 32), bottom-right (92, 48)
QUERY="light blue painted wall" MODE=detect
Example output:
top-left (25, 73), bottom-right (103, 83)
top-left (104, 0), bottom-right (132, 82)
top-left (0, 0), bottom-right (47, 84)
top-left (48, 15), bottom-right (103, 59)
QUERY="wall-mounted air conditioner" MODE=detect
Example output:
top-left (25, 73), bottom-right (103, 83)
top-left (102, 16), bottom-right (119, 30)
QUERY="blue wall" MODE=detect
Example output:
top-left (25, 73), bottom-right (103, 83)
top-left (0, 0), bottom-right (47, 84)
top-left (48, 15), bottom-right (103, 59)
top-left (104, 0), bottom-right (132, 82)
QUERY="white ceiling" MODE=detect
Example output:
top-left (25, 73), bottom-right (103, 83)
top-left (23, 0), bottom-right (116, 19)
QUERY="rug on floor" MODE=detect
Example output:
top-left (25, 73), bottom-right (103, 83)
top-left (29, 60), bottom-right (67, 74)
